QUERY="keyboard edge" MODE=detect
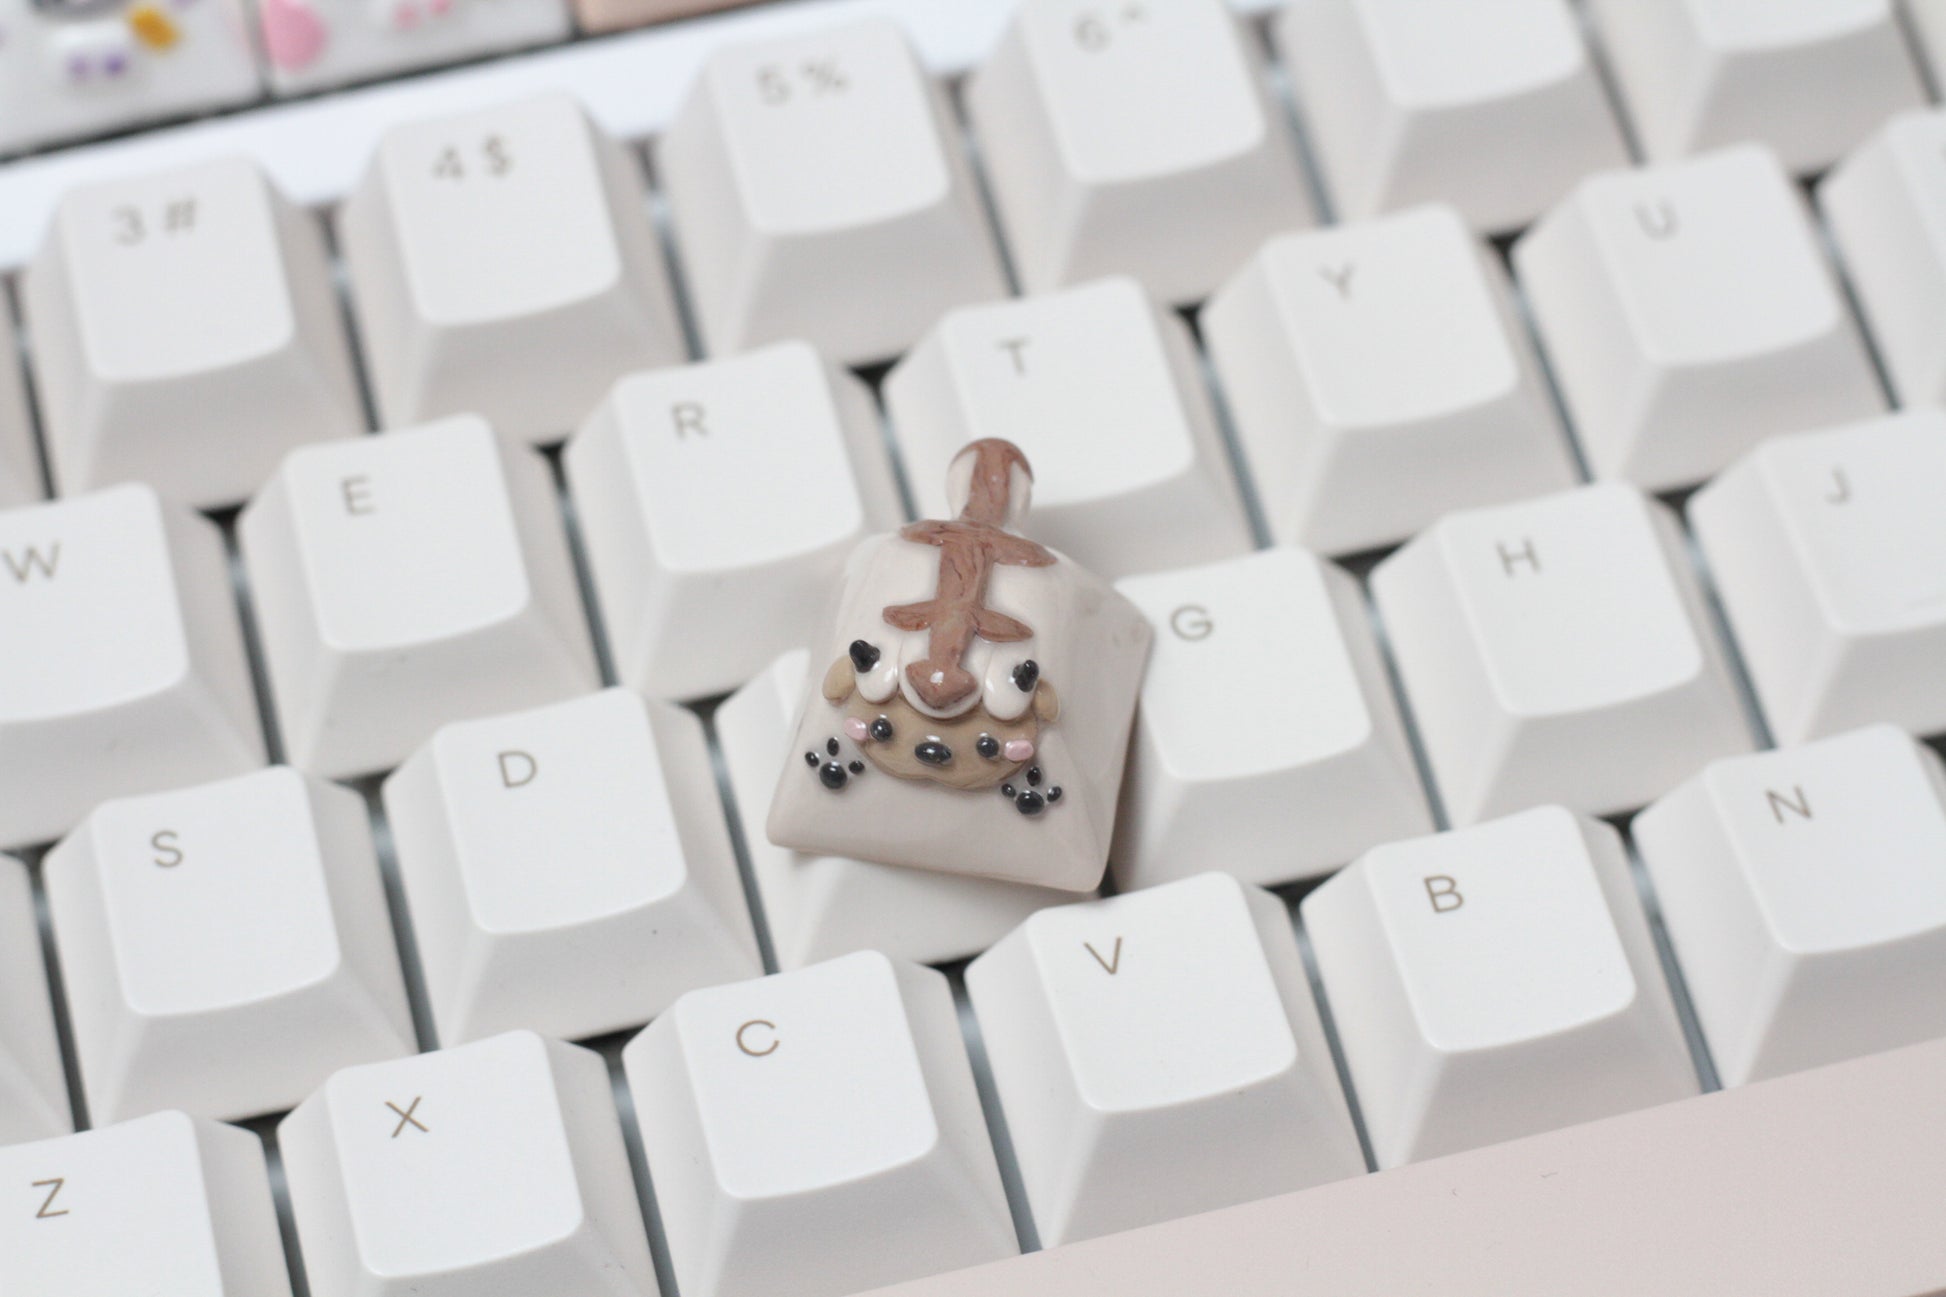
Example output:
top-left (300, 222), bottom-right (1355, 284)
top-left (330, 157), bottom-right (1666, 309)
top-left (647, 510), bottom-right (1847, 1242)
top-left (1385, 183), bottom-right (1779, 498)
top-left (863, 1037), bottom-right (1946, 1297)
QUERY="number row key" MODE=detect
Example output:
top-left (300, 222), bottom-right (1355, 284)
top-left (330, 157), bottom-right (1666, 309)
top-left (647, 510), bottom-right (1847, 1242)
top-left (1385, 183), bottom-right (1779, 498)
top-left (658, 17), bottom-right (1006, 365)
top-left (966, 0), bottom-right (1312, 304)
top-left (22, 156), bottom-right (362, 510)
top-left (14, 92), bottom-right (686, 511)
top-left (338, 93), bottom-right (683, 445)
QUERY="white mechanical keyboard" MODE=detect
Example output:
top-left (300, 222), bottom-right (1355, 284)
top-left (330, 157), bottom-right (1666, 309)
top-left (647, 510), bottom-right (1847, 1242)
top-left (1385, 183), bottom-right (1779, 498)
top-left (4, 1), bottom-right (1946, 1294)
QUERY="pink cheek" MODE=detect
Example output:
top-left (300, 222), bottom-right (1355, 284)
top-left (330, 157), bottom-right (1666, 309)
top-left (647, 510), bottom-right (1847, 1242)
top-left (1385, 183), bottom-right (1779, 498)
top-left (843, 718), bottom-right (870, 743)
top-left (1003, 738), bottom-right (1035, 763)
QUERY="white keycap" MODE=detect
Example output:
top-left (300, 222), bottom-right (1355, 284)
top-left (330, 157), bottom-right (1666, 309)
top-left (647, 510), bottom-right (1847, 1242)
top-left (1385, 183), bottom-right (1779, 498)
top-left (239, 415), bottom-right (598, 778)
top-left (0, 1111), bottom-right (291, 1295)
top-left (0, 484), bottom-right (265, 850)
top-left (1372, 483), bottom-right (1750, 825)
top-left (43, 766), bottom-right (415, 1125)
top-left (0, 310), bottom-right (38, 508)
top-left (1276, 0), bottom-right (1629, 232)
top-left (0, 0), bottom-right (260, 157)
top-left (884, 276), bottom-right (1251, 579)
top-left (21, 157), bottom-right (363, 508)
top-left (1112, 549), bottom-right (1429, 890)
top-left (657, 17), bottom-right (1008, 363)
top-left (565, 343), bottom-right (902, 700)
top-left (0, 855), bottom-right (69, 1144)
top-left (1515, 145), bottom-right (1882, 491)
top-left (280, 1030), bottom-right (655, 1297)
top-left (1635, 725), bottom-right (1946, 1086)
top-left (1820, 108), bottom-right (1946, 408)
top-left (716, 651), bottom-right (1074, 970)
top-left (1202, 204), bottom-right (1576, 555)
top-left (1303, 806), bottom-right (1696, 1167)
top-left (384, 689), bottom-right (762, 1045)
top-left (339, 94), bottom-right (683, 444)
top-left (965, 0), bottom-right (1311, 304)
top-left (967, 873), bottom-right (1362, 1246)
top-left (1689, 411), bottom-right (1946, 743)
top-left (625, 951), bottom-right (1016, 1297)
top-left (254, 0), bottom-right (572, 97)
top-left (1587, 0), bottom-right (1924, 174)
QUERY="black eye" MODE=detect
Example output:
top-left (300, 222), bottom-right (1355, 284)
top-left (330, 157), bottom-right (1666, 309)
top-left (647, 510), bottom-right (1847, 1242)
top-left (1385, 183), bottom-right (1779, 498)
top-left (870, 716), bottom-right (894, 742)
top-left (976, 734), bottom-right (999, 759)
top-left (1013, 660), bottom-right (1039, 692)
top-left (849, 640), bottom-right (881, 672)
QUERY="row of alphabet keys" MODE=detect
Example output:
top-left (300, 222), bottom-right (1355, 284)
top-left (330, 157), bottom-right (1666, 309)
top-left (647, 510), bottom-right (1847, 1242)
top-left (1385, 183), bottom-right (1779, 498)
top-left (6, 716), bottom-right (1946, 1295)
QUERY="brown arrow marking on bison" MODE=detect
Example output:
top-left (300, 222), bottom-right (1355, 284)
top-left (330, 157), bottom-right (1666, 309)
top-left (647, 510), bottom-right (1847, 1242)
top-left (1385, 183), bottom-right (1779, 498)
top-left (883, 439), bottom-right (1054, 713)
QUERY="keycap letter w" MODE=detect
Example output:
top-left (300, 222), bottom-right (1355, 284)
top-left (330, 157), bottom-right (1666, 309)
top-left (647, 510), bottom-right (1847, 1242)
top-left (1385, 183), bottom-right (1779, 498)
top-left (3, 542), bottom-right (60, 584)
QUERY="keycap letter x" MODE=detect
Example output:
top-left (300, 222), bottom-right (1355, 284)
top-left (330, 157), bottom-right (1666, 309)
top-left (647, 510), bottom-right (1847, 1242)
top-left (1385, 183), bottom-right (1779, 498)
top-left (386, 1097), bottom-right (427, 1138)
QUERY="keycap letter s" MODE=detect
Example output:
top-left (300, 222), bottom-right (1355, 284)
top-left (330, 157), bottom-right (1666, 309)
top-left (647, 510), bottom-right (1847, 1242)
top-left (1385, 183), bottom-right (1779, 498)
top-left (43, 766), bottom-right (415, 1124)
